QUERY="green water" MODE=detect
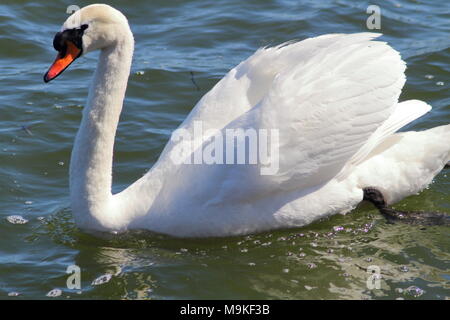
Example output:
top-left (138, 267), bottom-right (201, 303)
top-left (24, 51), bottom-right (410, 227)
top-left (0, 0), bottom-right (449, 299)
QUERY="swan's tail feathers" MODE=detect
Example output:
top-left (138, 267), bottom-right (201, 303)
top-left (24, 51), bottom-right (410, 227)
top-left (336, 99), bottom-right (432, 180)
top-left (381, 100), bottom-right (432, 134)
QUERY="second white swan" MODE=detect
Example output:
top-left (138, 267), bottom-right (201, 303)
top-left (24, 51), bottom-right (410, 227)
top-left (44, 4), bottom-right (450, 237)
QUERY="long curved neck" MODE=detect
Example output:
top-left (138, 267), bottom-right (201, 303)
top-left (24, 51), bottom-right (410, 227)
top-left (70, 33), bottom-right (134, 230)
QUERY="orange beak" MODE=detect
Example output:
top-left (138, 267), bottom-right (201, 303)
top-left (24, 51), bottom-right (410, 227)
top-left (44, 41), bottom-right (82, 83)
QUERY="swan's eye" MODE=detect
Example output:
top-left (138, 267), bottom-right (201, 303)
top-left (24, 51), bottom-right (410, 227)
top-left (80, 24), bottom-right (89, 31)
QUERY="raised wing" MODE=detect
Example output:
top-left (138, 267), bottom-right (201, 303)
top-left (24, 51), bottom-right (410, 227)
top-left (122, 33), bottom-right (409, 212)
top-left (158, 34), bottom-right (374, 160)
top-left (247, 33), bottom-right (407, 191)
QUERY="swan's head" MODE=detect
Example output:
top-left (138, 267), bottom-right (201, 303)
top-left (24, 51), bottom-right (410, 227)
top-left (44, 4), bottom-right (132, 83)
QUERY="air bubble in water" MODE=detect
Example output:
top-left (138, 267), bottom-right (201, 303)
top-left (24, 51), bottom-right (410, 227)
top-left (399, 265), bottom-right (409, 272)
top-left (46, 289), bottom-right (62, 297)
top-left (7, 215), bottom-right (29, 225)
top-left (406, 286), bottom-right (424, 298)
top-left (92, 274), bottom-right (113, 286)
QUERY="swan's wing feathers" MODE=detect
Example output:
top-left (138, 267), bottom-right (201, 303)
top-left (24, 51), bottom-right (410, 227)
top-left (159, 34), bottom-right (362, 159)
top-left (154, 33), bottom-right (406, 199)
top-left (336, 99), bottom-right (432, 179)
top-left (177, 33), bottom-right (375, 134)
top-left (256, 33), bottom-right (406, 190)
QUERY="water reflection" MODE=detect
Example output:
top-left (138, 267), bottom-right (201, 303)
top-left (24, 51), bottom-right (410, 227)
top-left (35, 203), bottom-right (447, 299)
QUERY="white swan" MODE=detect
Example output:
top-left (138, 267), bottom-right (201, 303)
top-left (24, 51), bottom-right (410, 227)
top-left (44, 4), bottom-right (450, 237)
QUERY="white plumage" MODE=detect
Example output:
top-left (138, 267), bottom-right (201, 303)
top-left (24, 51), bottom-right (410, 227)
top-left (52, 5), bottom-right (450, 237)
